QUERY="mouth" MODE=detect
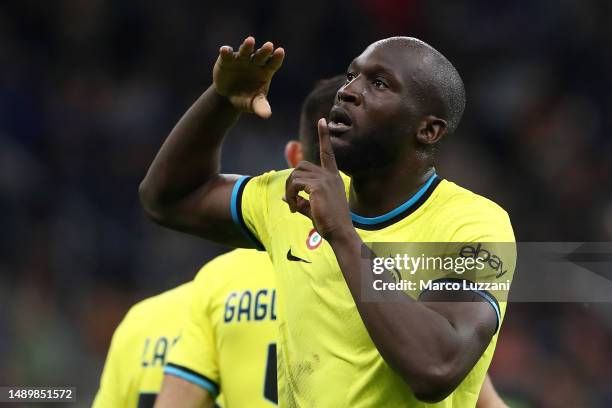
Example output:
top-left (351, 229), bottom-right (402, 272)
top-left (328, 106), bottom-right (353, 134)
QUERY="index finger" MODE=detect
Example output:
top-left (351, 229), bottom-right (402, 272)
top-left (318, 118), bottom-right (338, 172)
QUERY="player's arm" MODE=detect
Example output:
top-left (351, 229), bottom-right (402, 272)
top-left (477, 374), bottom-right (508, 408)
top-left (155, 375), bottom-right (214, 408)
top-left (285, 120), bottom-right (499, 403)
top-left (139, 37), bottom-right (284, 246)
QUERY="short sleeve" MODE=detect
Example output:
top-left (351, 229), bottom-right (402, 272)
top-left (450, 204), bottom-right (516, 332)
top-left (230, 172), bottom-right (277, 251)
top-left (92, 319), bottom-right (128, 407)
top-left (165, 267), bottom-right (220, 398)
top-left (418, 201), bottom-right (516, 333)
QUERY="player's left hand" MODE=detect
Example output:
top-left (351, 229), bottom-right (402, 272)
top-left (284, 119), bottom-right (353, 242)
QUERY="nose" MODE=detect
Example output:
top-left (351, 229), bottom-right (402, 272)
top-left (337, 79), bottom-right (362, 106)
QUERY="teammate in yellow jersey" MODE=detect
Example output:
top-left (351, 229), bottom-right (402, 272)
top-left (92, 251), bottom-right (272, 408)
top-left (156, 249), bottom-right (276, 408)
top-left (93, 283), bottom-right (192, 408)
top-left (140, 36), bottom-right (514, 406)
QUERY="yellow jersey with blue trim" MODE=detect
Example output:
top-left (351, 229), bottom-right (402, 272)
top-left (165, 249), bottom-right (278, 407)
top-left (93, 283), bottom-right (192, 408)
top-left (230, 169), bottom-right (516, 407)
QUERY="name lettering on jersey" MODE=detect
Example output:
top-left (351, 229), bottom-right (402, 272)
top-left (460, 243), bottom-right (507, 278)
top-left (141, 335), bottom-right (180, 367)
top-left (224, 289), bottom-right (277, 323)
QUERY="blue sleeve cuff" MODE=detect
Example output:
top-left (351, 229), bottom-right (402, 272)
top-left (419, 278), bottom-right (501, 333)
top-left (470, 288), bottom-right (501, 333)
top-left (230, 176), bottom-right (265, 251)
top-left (164, 363), bottom-right (220, 398)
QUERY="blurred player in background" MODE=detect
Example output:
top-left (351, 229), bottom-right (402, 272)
top-left (92, 282), bottom-right (194, 407)
top-left (139, 36), bottom-right (514, 407)
top-left (155, 249), bottom-right (276, 407)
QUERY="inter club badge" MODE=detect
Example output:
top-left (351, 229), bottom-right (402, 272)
top-left (306, 228), bottom-right (323, 250)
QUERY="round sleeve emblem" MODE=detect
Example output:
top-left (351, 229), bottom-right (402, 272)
top-left (306, 228), bottom-right (323, 250)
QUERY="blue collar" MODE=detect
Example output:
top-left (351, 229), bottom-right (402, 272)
top-left (350, 172), bottom-right (440, 229)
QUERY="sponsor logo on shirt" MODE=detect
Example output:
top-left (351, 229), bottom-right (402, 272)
top-left (459, 243), bottom-right (508, 278)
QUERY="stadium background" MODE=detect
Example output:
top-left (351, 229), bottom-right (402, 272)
top-left (1, 1), bottom-right (611, 406)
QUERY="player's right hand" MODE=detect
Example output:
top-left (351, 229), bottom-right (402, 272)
top-left (284, 119), bottom-right (352, 242)
top-left (213, 36), bottom-right (285, 119)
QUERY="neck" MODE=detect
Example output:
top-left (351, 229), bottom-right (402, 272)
top-left (348, 159), bottom-right (435, 217)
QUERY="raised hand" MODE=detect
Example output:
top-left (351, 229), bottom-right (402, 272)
top-left (213, 36), bottom-right (285, 119)
top-left (284, 119), bottom-right (353, 241)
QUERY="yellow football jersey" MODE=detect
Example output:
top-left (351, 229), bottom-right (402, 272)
top-left (93, 283), bottom-right (192, 408)
top-left (166, 249), bottom-right (278, 407)
top-left (232, 169), bottom-right (515, 407)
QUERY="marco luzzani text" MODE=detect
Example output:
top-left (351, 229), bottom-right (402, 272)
top-left (371, 254), bottom-right (512, 292)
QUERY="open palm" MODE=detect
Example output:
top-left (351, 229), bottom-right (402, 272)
top-left (213, 36), bottom-right (285, 119)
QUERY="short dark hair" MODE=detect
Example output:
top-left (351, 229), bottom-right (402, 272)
top-left (384, 37), bottom-right (465, 136)
top-left (299, 75), bottom-right (346, 163)
top-left (424, 45), bottom-right (465, 136)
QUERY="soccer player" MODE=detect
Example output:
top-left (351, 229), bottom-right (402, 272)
top-left (92, 282), bottom-right (193, 408)
top-left (92, 76), bottom-right (344, 408)
top-left (154, 249), bottom-right (276, 408)
top-left (95, 74), bottom-right (506, 408)
top-left (139, 36), bottom-right (515, 406)
top-left (91, 249), bottom-right (280, 408)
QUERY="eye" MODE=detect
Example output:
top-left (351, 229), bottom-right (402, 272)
top-left (373, 79), bottom-right (387, 89)
top-left (346, 72), bottom-right (356, 83)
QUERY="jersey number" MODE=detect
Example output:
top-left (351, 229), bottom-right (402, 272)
top-left (263, 343), bottom-right (278, 404)
top-left (138, 345), bottom-right (277, 406)
top-left (137, 392), bottom-right (156, 408)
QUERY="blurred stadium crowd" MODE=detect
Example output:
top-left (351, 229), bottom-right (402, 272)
top-left (1, 0), bottom-right (611, 406)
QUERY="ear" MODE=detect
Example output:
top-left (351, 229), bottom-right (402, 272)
top-left (284, 140), bottom-right (303, 168)
top-left (416, 116), bottom-right (448, 145)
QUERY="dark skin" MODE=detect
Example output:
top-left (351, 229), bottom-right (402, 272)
top-left (140, 37), bottom-right (497, 403)
top-left (139, 38), bottom-right (283, 246)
